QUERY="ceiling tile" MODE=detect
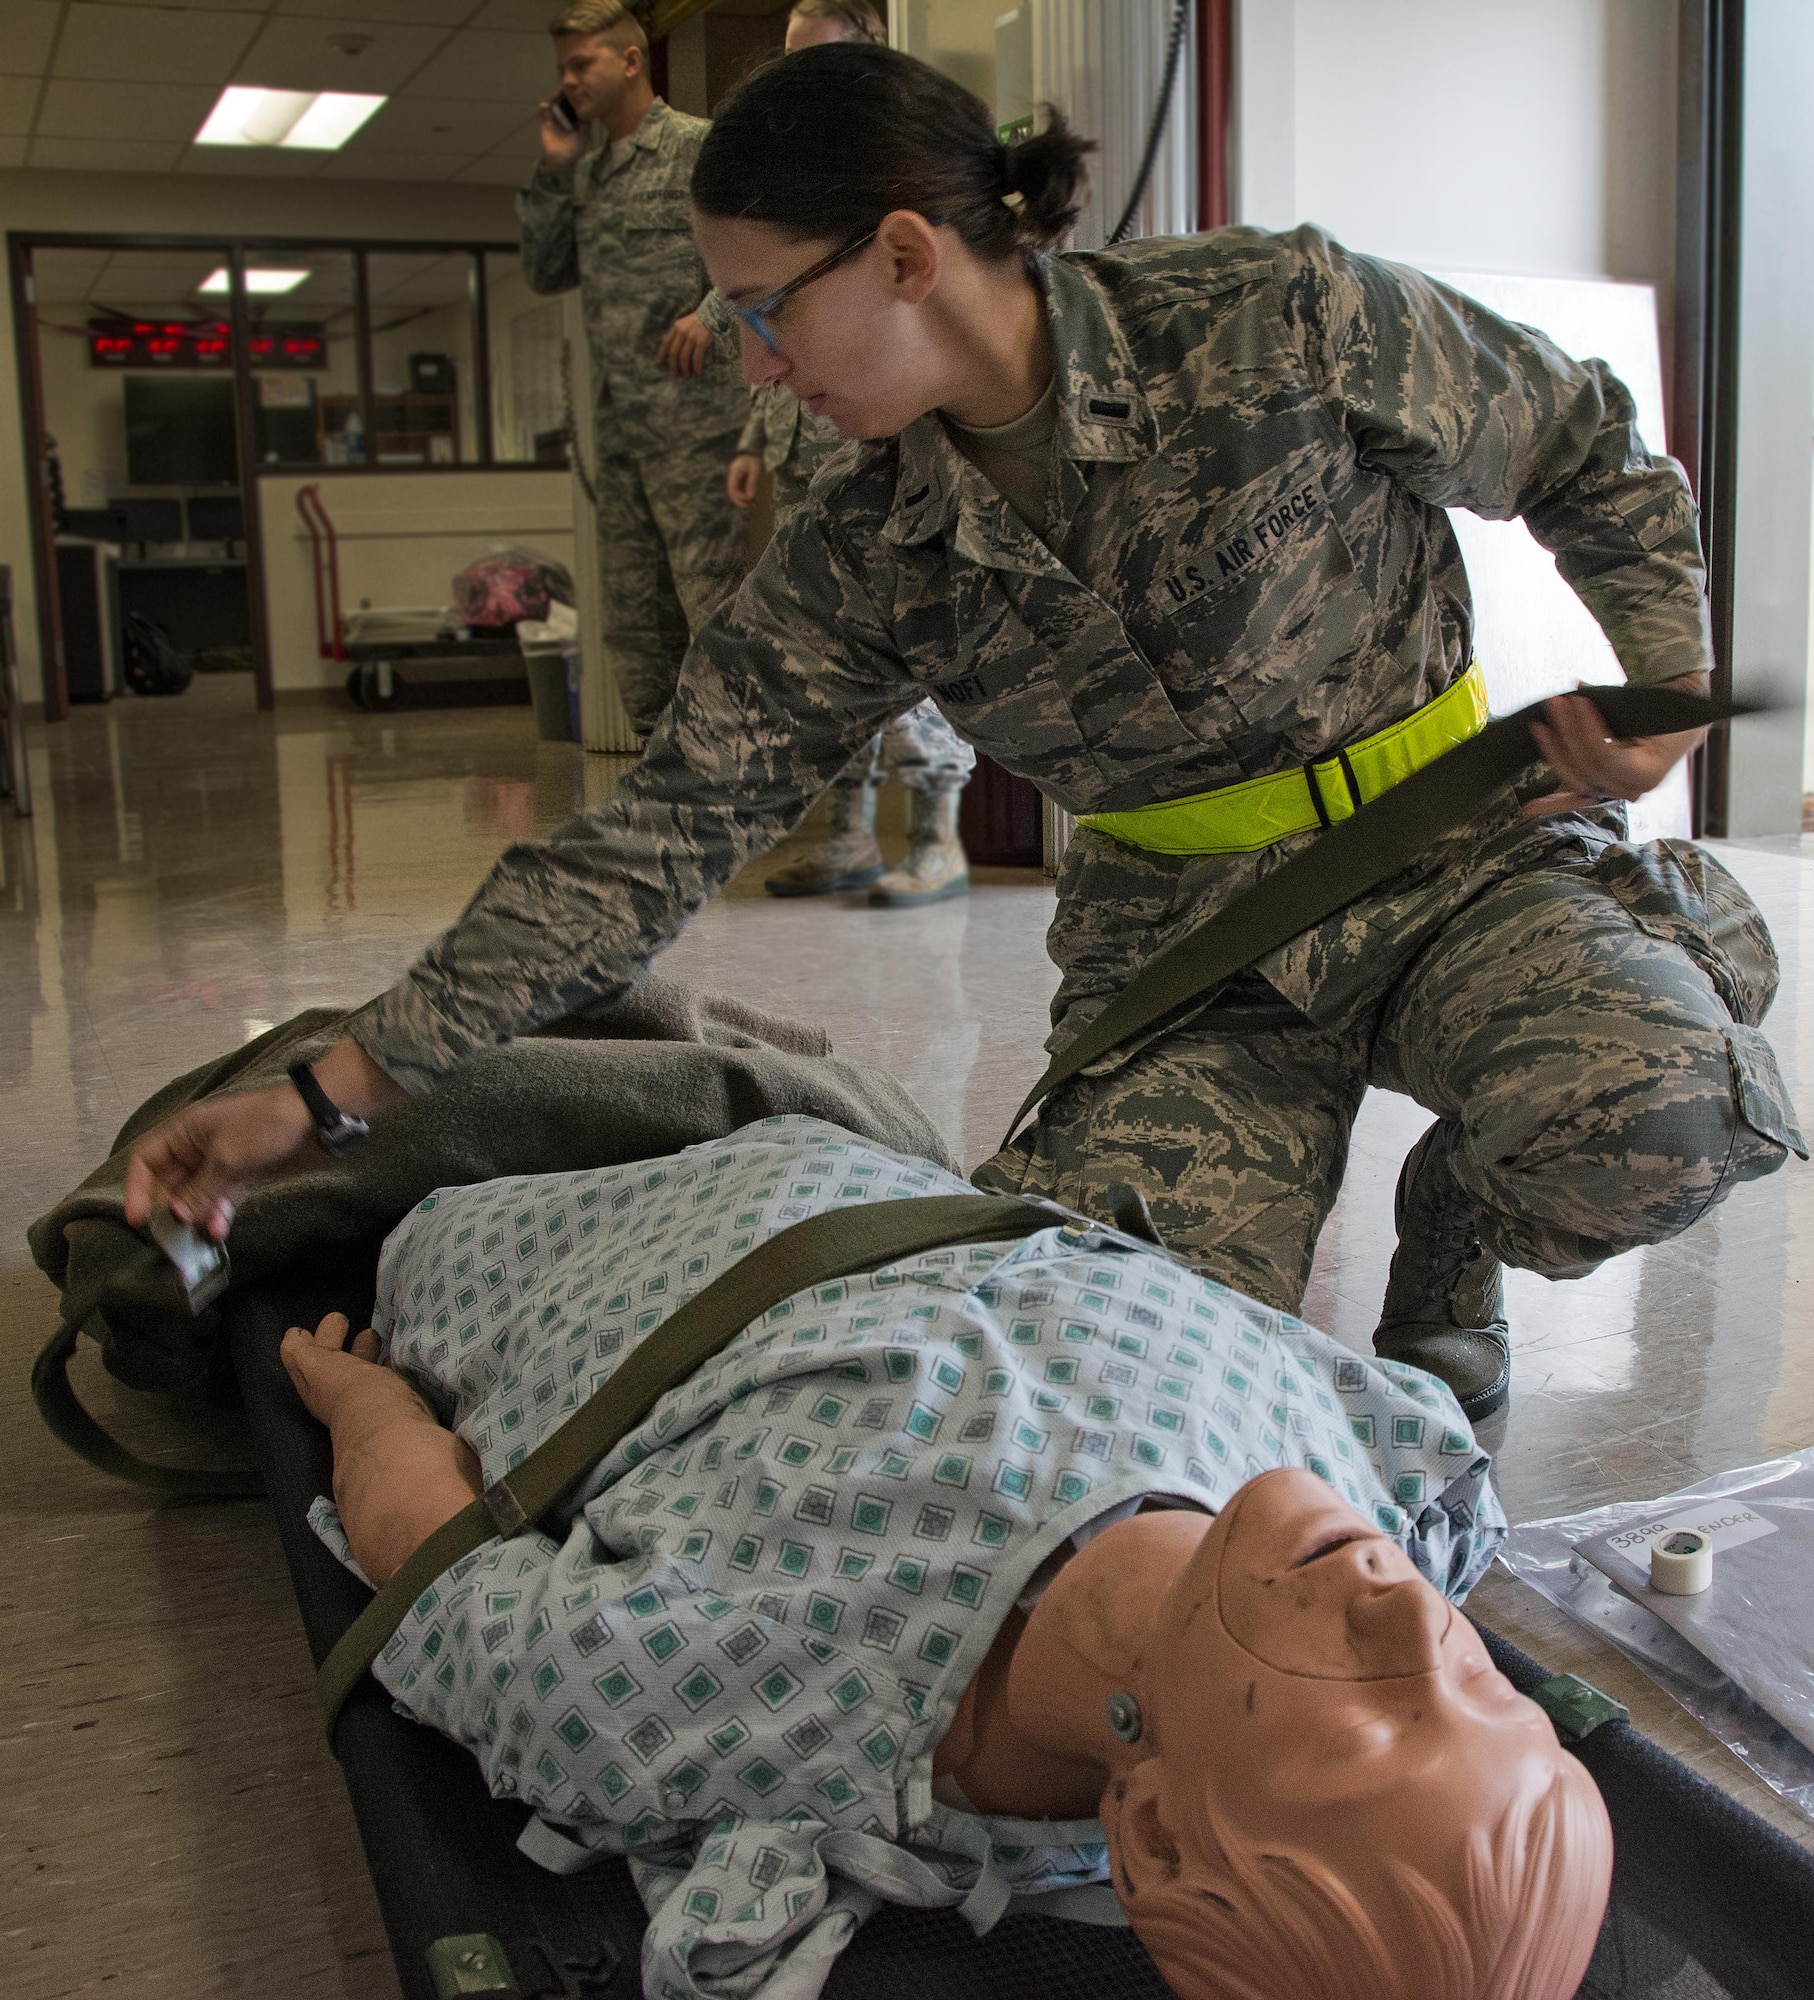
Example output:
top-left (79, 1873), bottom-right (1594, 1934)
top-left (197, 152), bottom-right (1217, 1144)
top-left (91, 252), bottom-right (232, 296)
top-left (37, 79), bottom-right (219, 142)
top-left (402, 29), bottom-right (554, 103)
top-left (54, 5), bottom-right (264, 87)
top-left (275, 0), bottom-right (478, 22)
top-left (176, 143), bottom-right (330, 175)
top-left (29, 135), bottom-right (189, 173)
top-left (74, 0), bottom-right (283, 9)
top-left (312, 148), bottom-right (460, 179)
top-left (367, 251), bottom-right (475, 298)
top-left (467, 0), bottom-right (560, 28)
top-left (342, 94), bottom-right (523, 154)
top-left (0, 136), bottom-right (28, 168)
top-left (32, 266), bottom-right (111, 306)
top-left (0, 77), bottom-right (40, 136)
top-left (451, 150), bottom-right (539, 185)
top-left (32, 249), bottom-right (118, 279)
top-left (233, 18), bottom-right (450, 96)
top-left (0, 4), bottom-right (61, 79)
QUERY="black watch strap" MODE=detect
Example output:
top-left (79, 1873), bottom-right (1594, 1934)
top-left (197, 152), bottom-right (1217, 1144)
top-left (287, 1061), bottom-right (371, 1156)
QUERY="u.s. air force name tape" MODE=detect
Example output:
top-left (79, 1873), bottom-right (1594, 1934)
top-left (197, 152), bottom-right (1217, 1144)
top-left (1650, 1528), bottom-right (1714, 1596)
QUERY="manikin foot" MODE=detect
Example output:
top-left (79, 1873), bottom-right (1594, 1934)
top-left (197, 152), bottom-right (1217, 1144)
top-left (1373, 1124), bottom-right (1511, 1421)
top-left (765, 782), bottom-right (885, 897)
top-left (868, 789), bottom-right (970, 908)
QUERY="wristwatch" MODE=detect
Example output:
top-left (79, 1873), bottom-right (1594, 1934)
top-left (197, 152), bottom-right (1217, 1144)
top-left (287, 1060), bottom-right (371, 1156)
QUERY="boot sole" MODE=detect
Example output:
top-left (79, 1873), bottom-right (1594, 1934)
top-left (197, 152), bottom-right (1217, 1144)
top-left (865, 877), bottom-right (970, 909)
top-left (1459, 1371), bottom-right (1510, 1423)
top-left (764, 866), bottom-right (887, 898)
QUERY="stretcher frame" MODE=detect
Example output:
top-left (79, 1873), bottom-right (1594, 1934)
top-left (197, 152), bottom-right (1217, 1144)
top-left (231, 1252), bottom-right (1814, 2000)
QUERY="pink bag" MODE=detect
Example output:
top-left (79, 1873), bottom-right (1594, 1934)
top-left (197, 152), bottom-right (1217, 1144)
top-left (451, 546), bottom-right (573, 629)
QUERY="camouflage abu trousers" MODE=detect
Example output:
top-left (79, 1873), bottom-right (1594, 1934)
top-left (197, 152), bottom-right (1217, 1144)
top-left (595, 430), bottom-right (746, 738)
top-left (974, 834), bottom-right (1805, 1313)
top-left (831, 699), bottom-right (976, 798)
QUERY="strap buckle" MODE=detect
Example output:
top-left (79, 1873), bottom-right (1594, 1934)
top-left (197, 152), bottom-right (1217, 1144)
top-left (482, 1479), bottom-right (529, 1538)
top-left (1303, 747), bottom-right (1365, 829)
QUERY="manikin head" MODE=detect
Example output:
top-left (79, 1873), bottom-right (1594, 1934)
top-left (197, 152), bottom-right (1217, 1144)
top-left (548, 0), bottom-right (650, 131)
top-left (784, 0), bottom-right (885, 53)
top-left (691, 44), bottom-right (1092, 437)
top-left (1101, 1470), bottom-right (1613, 2000)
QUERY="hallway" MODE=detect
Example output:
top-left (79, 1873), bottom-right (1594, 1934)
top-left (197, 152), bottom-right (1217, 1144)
top-left (5, 680), bottom-right (1812, 1996)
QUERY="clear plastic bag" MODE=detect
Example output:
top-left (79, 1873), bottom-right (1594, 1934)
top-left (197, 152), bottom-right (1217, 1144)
top-left (1499, 1452), bottom-right (1814, 1825)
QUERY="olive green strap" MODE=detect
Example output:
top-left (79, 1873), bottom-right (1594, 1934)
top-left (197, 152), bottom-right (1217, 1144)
top-left (315, 1191), bottom-right (1062, 1745)
top-left (30, 1250), bottom-right (264, 1502)
top-left (1007, 685), bottom-right (1743, 1145)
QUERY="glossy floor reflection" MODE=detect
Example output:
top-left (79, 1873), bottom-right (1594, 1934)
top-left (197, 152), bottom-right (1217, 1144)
top-left (4, 679), bottom-right (1812, 1999)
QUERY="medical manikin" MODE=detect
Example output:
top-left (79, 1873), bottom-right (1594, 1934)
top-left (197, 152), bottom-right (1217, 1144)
top-left (289, 1331), bottom-right (1611, 2000)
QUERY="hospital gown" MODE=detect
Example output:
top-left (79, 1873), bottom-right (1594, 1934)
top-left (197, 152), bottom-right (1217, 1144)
top-left (315, 1116), bottom-right (1505, 2000)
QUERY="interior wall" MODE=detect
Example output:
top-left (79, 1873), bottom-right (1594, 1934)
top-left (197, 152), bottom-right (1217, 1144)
top-left (3, 168), bottom-right (518, 706)
top-left (260, 468), bottom-right (572, 693)
top-left (1727, 0), bottom-right (1814, 835)
top-left (1234, 0), bottom-right (1679, 317)
top-left (894, 0), bottom-right (996, 105)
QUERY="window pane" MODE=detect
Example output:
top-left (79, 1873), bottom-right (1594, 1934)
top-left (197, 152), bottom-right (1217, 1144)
top-left (35, 244), bottom-right (243, 514)
top-left (243, 248), bottom-right (357, 469)
top-left (365, 251), bottom-right (481, 465)
top-left (33, 245), bottom-right (254, 688)
top-left (486, 250), bottom-right (569, 465)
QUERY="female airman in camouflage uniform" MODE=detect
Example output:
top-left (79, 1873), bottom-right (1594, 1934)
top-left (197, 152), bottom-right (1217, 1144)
top-left (128, 46), bottom-right (1801, 1424)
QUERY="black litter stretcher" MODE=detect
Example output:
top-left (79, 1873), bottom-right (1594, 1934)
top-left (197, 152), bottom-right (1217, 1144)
top-left (231, 1246), bottom-right (1814, 2000)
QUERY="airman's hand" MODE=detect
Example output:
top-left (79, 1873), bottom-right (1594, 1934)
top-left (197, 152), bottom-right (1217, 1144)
top-left (124, 1035), bottom-right (406, 1240)
top-left (656, 312), bottom-right (712, 378)
top-left (536, 98), bottom-right (588, 168)
top-left (727, 452), bottom-right (762, 507)
top-left (1524, 673), bottom-right (1710, 818)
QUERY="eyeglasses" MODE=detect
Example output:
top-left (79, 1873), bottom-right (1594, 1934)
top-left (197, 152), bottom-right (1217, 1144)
top-left (720, 229), bottom-right (878, 355)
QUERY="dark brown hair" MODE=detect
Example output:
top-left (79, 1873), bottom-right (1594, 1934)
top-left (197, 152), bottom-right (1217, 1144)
top-left (692, 42), bottom-right (1092, 258)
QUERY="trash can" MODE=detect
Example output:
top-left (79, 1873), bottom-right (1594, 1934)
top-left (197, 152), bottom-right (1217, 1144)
top-left (523, 640), bottom-right (578, 743)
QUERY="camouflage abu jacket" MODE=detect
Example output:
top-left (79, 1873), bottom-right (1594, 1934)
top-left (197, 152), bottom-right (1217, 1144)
top-left (352, 225), bottom-right (1713, 1096)
top-left (519, 98), bottom-right (747, 458)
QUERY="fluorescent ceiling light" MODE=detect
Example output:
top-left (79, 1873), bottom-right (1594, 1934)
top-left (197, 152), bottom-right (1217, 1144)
top-left (282, 93), bottom-right (385, 149)
top-left (195, 86), bottom-right (385, 150)
top-left (197, 267), bottom-right (312, 295)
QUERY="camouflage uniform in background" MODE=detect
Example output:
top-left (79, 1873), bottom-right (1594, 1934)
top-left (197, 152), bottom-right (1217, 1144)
top-left (350, 226), bottom-right (1802, 1312)
top-left (741, 382), bottom-right (974, 801)
top-left (521, 99), bottom-right (748, 736)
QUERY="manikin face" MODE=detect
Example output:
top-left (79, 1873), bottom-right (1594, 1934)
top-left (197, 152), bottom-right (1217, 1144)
top-left (553, 30), bottom-right (639, 125)
top-left (692, 210), bottom-right (948, 440)
top-left (1146, 1467), bottom-right (1580, 1863)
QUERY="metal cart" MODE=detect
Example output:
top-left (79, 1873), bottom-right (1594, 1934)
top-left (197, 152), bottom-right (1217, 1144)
top-left (297, 484), bottom-right (526, 713)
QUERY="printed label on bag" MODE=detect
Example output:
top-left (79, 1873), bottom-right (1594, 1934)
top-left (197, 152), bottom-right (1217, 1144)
top-left (1604, 1502), bottom-right (1778, 1560)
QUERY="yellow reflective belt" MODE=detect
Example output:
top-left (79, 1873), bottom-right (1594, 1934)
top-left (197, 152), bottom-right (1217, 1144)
top-left (1076, 660), bottom-right (1489, 856)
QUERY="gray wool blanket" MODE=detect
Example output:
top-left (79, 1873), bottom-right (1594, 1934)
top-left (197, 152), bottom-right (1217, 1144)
top-left (29, 976), bottom-right (953, 1406)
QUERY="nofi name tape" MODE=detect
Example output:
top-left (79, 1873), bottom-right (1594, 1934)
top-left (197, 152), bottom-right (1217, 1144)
top-left (1650, 1528), bottom-right (1714, 1596)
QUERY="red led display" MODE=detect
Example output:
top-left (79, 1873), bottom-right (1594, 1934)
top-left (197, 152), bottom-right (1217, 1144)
top-left (87, 319), bottom-right (324, 370)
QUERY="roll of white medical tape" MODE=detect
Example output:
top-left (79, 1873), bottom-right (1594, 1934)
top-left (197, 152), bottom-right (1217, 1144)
top-left (1650, 1528), bottom-right (1713, 1595)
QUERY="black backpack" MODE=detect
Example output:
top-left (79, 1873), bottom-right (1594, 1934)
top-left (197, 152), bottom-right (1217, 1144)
top-left (122, 612), bottom-right (193, 697)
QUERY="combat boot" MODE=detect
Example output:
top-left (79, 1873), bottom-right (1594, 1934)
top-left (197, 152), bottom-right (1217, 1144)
top-left (764, 783), bottom-right (885, 896)
top-left (1373, 1123), bottom-right (1512, 1421)
top-left (867, 789), bottom-right (970, 908)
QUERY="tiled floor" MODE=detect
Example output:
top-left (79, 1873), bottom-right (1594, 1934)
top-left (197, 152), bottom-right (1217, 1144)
top-left (5, 677), bottom-right (1813, 1997)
